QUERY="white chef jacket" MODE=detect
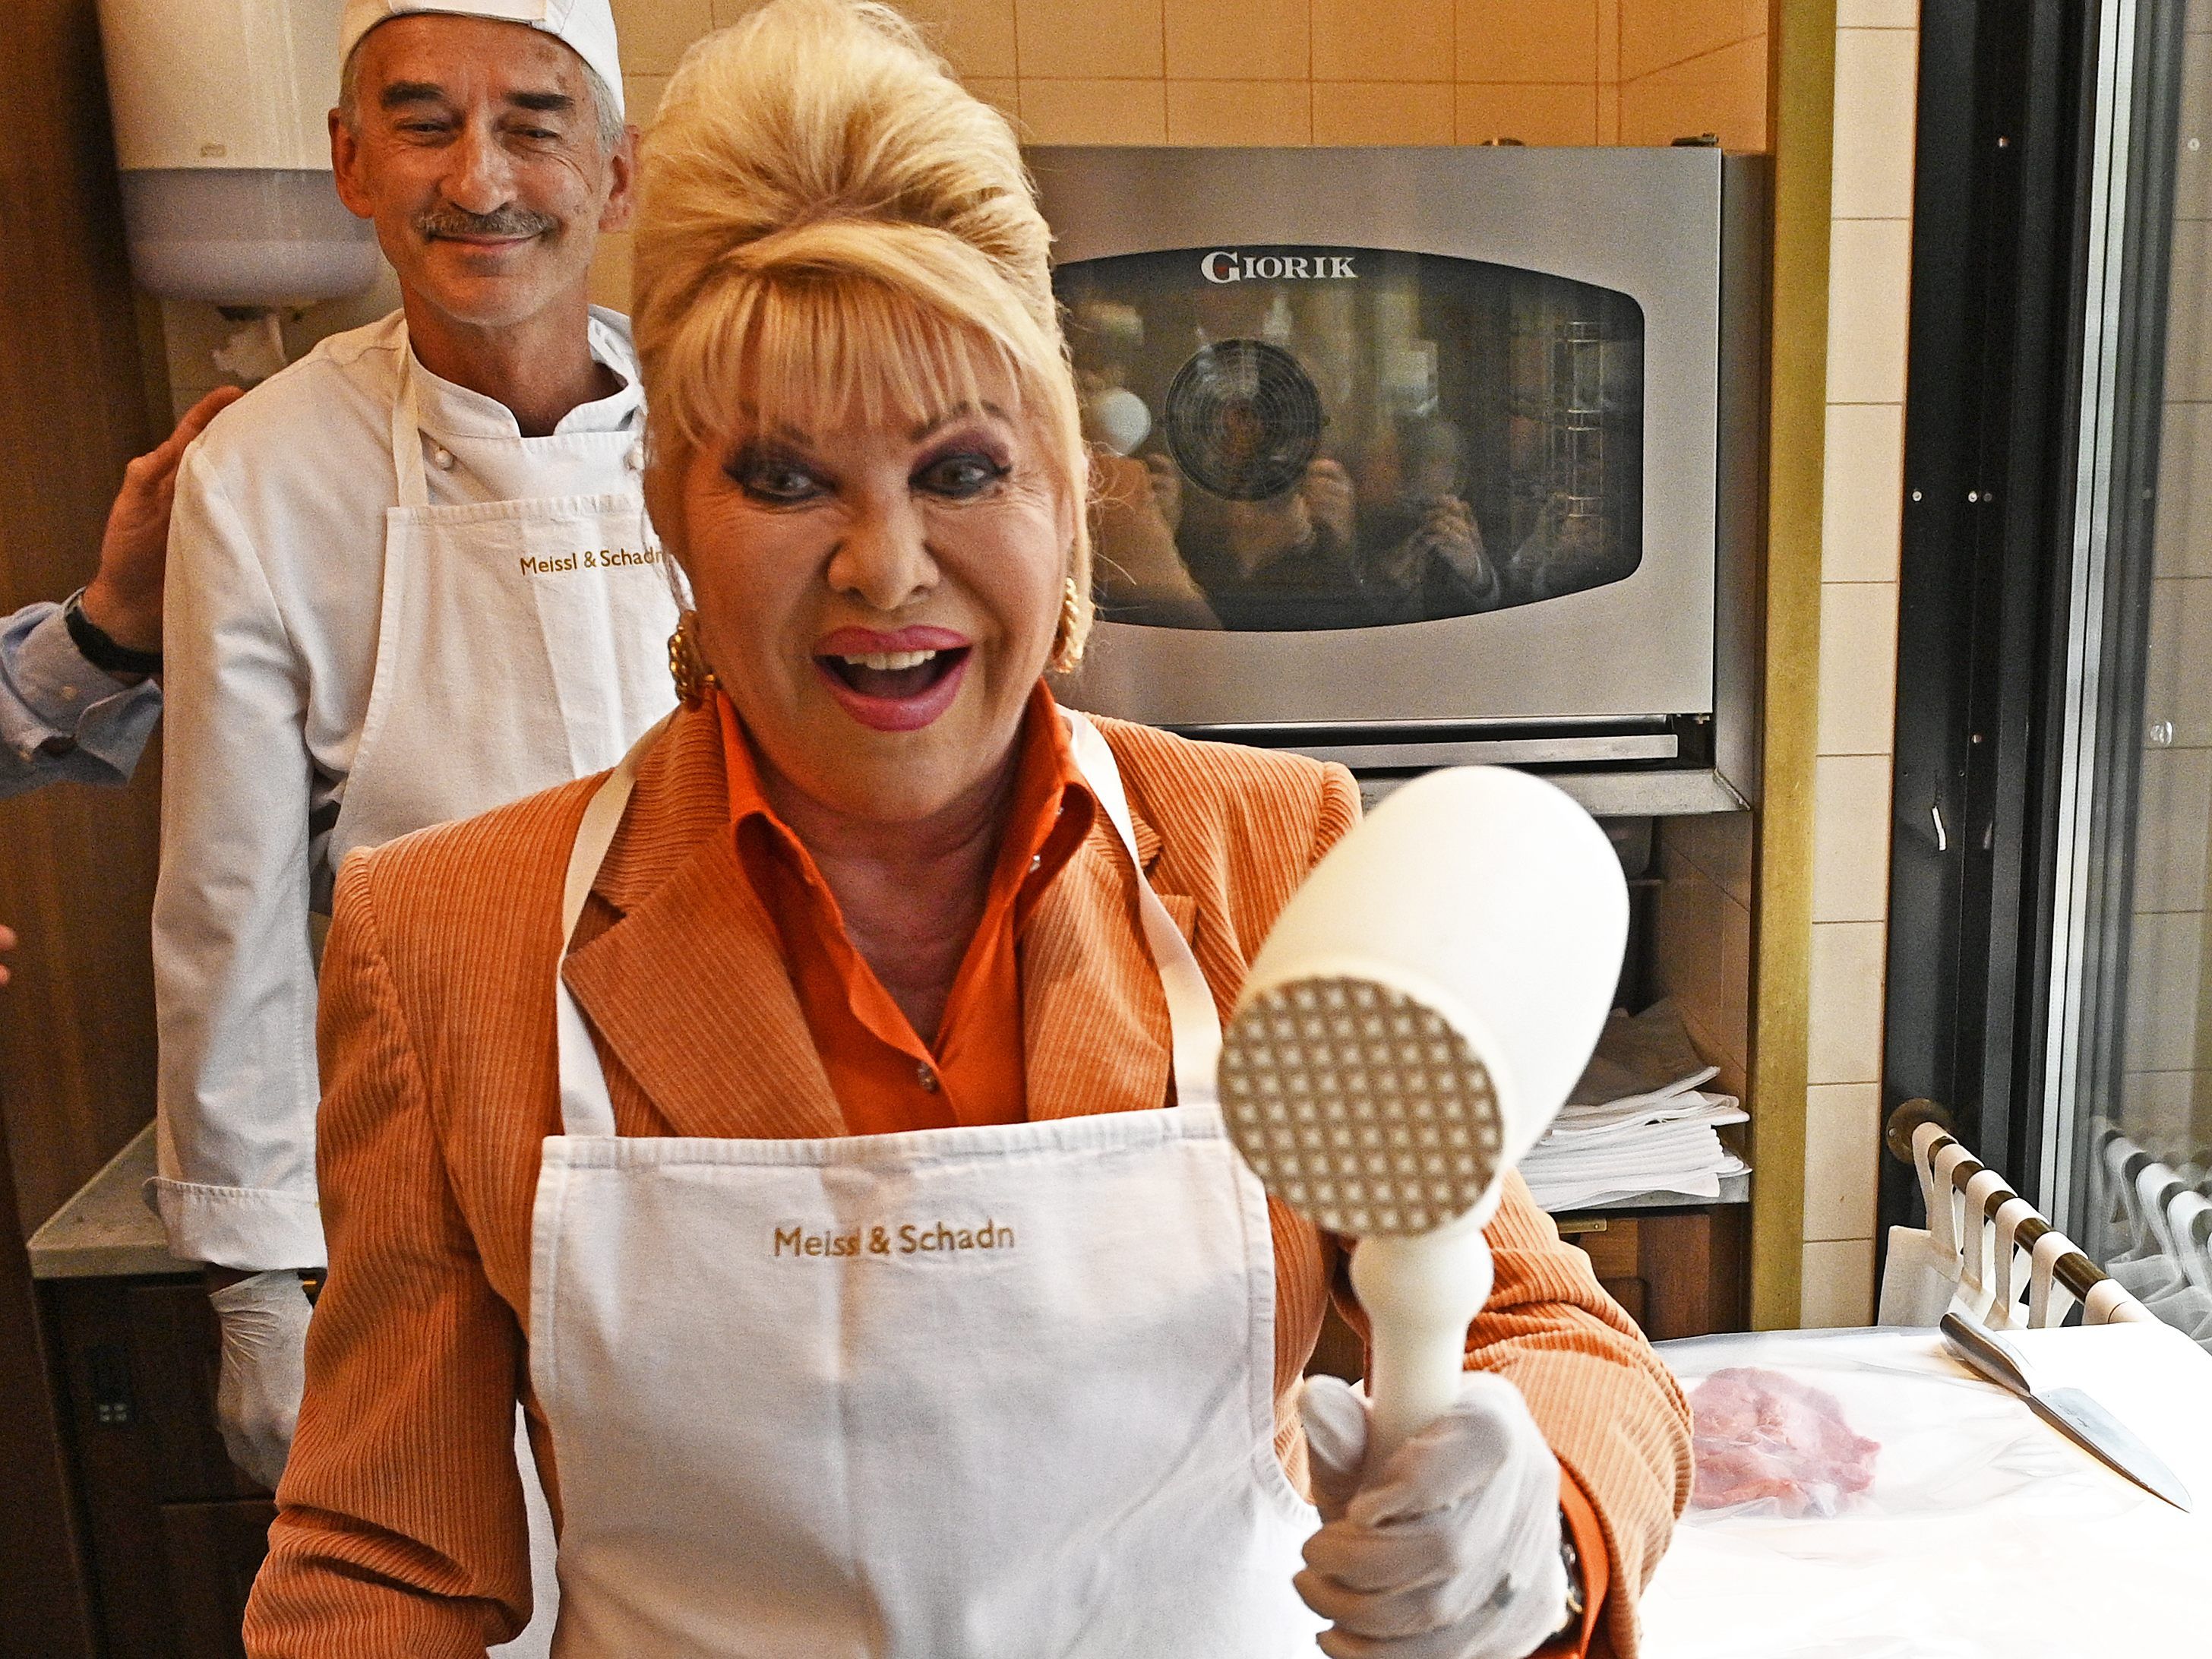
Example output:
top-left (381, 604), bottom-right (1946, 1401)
top-left (151, 307), bottom-right (646, 1271)
top-left (0, 602), bottom-right (161, 798)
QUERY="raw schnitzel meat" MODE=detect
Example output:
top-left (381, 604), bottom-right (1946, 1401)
top-left (1688, 1367), bottom-right (1881, 1518)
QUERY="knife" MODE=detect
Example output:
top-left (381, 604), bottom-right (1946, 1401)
top-left (1939, 1312), bottom-right (2193, 1512)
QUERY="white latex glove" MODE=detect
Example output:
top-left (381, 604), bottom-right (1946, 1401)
top-left (1297, 1373), bottom-right (1571, 1659)
top-left (207, 1269), bottom-right (312, 1490)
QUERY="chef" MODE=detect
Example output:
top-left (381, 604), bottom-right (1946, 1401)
top-left (149, 0), bottom-right (671, 1588)
top-left (242, 5), bottom-right (1692, 1654)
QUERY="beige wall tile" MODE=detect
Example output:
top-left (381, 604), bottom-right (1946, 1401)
top-left (1314, 82), bottom-right (1454, 144)
top-left (1822, 402), bottom-right (1906, 581)
top-left (1837, 0), bottom-right (1920, 23)
top-left (2166, 221), bottom-right (2212, 400)
top-left (2131, 747), bottom-right (2212, 915)
top-left (1616, 35), bottom-right (1768, 150)
top-left (901, 0), bottom-right (1019, 79)
top-left (1825, 217), bottom-right (1914, 403)
top-left (1808, 920), bottom-right (1886, 1085)
top-left (1800, 1237), bottom-right (1877, 1327)
top-left (1019, 0), bottom-right (1162, 81)
top-left (965, 77), bottom-right (1020, 120)
top-left (1831, 28), bottom-right (1920, 220)
top-left (1458, 0), bottom-right (1598, 84)
top-left (1596, 0), bottom-right (1620, 80)
top-left (1164, 0), bottom-right (1310, 81)
top-left (1618, 0), bottom-right (1763, 81)
top-left (1597, 81), bottom-right (1620, 144)
top-left (1021, 78), bottom-right (1168, 143)
top-left (611, 0), bottom-right (714, 74)
top-left (2122, 911), bottom-right (2207, 1074)
top-left (1455, 83), bottom-right (1598, 145)
top-left (2157, 403), bottom-right (2212, 578)
top-left (2194, 0), bottom-right (2212, 31)
top-left (1804, 1082), bottom-right (1882, 1241)
top-left (710, 0), bottom-right (768, 27)
top-left (2144, 577), bottom-right (2212, 749)
top-left (1812, 754), bottom-right (1894, 923)
top-left (622, 71), bottom-right (670, 128)
top-left (589, 229), bottom-right (632, 314)
top-left (1168, 79), bottom-right (1312, 143)
top-left (1313, 0), bottom-right (1452, 82)
top-left (2176, 32), bottom-right (2210, 221)
top-left (1816, 581), bottom-right (1900, 756)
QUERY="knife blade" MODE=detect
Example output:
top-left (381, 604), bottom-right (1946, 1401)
top-left (1940, 1312), bottom-right (2193, 1512)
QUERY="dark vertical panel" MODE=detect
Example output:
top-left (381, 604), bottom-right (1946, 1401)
top-left (1882, 0), bottom-right (2099, 1229)
top-left (0, 0), bottom-right (161, 1232)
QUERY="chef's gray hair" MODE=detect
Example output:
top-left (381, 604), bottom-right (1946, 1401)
top-left (338, 36), bottom-right (626, 157)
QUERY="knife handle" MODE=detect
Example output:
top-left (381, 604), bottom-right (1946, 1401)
top-left (1940, 1311), bottom-right (2032, 1395)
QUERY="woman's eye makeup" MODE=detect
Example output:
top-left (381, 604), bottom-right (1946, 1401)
top-left (914, 447), bottom-right (1012, 498)
top-left (725, 445), bottom-right (826, 504)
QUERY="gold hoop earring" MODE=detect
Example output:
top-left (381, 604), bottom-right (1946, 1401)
top-left (668, 610), bottom-right (720, 706)
top-left (1049, 574), bottom-right (1087, 675)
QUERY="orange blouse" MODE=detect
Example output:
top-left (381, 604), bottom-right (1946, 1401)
top-left (715, 684), bottom-right (1095, 1134)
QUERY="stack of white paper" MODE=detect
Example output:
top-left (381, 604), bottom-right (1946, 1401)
top-left (1521, 1000), bottom-right (1750, 1212)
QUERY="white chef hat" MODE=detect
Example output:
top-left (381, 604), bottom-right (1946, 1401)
top-left (340, 0), bottom-right (626, 118)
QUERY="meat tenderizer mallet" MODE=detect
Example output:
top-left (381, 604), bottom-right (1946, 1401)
top-left (1217, 766), bottom-right (1628, 1468)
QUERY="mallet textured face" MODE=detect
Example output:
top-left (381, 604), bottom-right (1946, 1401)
top-left (1218, 976), bottom-right (1503, 1237)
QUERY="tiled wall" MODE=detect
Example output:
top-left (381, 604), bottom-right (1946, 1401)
top-left (1798, 0), bottom-right (1919, 1327)
top-left (612, 0), bottom-right (1768, 147)
top-left (2125, 8), bottom-right (2212, 1163)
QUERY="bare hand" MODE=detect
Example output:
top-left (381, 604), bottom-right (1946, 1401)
top-left (0, 924), bottom-right (14, 988)
top-left (1413, 498), bottom-right (1495, 595)
top-left (78, 387), bottom-right (246, 657)
top-left (1299, 459), bottom-right (1356, 549)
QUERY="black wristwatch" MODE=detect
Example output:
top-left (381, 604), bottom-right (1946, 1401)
top-left (62, 587), bottom-right (162, 678)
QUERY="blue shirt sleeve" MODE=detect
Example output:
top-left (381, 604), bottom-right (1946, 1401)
top-left (0, 601), bottom-right (163, 798)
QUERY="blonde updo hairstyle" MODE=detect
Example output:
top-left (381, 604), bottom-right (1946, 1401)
top-left (633, 0), bottom-right (1093, 666)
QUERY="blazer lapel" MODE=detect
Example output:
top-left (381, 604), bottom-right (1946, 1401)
top-left (1022, 799), bottom-right (1190, 1123)
top-left (559, 704), bottom-right (845, 1142)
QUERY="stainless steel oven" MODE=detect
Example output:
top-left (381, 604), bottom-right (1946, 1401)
top-left (1034, 146), bottom-right (1768, 814)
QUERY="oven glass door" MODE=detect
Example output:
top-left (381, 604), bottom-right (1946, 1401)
top-left (1060, 245), bottom-right (1646, 635)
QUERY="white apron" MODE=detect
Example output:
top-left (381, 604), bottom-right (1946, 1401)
top-left (331, 331), bottom-right (678, 865)
top-left (529, 709), bottom-right (1324, 1657)
top-left (335, 331), bottom-right (676, 1657)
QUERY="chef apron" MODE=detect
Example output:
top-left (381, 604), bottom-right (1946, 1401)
top-left (334, 328), bottom-right (676, 1657)
top-left (332, 326), bottom-right (677, 867)
top-left (528, 709), bottom-right (1325, 1657)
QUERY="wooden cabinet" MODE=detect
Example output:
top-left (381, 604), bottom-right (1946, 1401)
top-left (1556, 1206), bottom-right (1749, 1340)
top-left (42, 1275), bottom-right (270, 1659)
top-left (1304, 1202), bottom-right (1748, 1383)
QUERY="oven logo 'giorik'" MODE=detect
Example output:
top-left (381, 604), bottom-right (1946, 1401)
top-left (1201, 251), bottom-right (1358, 284)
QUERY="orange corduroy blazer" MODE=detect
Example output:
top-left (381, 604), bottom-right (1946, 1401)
top-left (242, 699), bottom-right (1691, 1657)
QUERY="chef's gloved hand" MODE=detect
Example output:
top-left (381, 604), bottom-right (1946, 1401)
top-left (207, 1269), bottom-right (312, 1491)
top-left (1297, 1373), bottom-right (1571, 1659)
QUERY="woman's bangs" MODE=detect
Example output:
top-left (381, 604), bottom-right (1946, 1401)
top-left (674, 273), bottom-right (1035, 453)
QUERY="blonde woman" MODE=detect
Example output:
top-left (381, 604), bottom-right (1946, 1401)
top-left (243, 5), bottom-right (1689, 1654)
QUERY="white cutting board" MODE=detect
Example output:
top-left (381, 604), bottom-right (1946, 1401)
top-left (1638, 1322), bottom-right (2212, 1658)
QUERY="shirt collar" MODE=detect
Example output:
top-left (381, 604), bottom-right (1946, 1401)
top-left (715, 681), bottom-right (1098, 913)
top-left (401, 308), bottom-right (643, 441)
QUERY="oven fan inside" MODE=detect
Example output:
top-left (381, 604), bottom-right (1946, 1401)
top-left (1163, 338), bottom-right (1326, 501)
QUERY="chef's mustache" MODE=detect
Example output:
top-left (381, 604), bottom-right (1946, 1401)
top-left (416, 205), bottom-right (559, 242)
